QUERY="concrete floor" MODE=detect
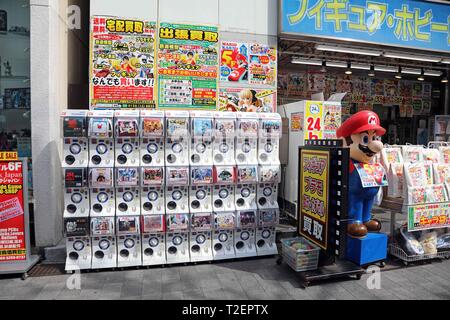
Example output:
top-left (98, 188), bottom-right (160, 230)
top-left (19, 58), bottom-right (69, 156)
top-left (0, 256), bottom-right (449, 300)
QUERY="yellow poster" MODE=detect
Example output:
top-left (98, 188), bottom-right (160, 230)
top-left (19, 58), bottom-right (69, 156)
top-left (300, 149), bottom-right (329, 249)
top-left (304, 101), bottom-right (323, 140)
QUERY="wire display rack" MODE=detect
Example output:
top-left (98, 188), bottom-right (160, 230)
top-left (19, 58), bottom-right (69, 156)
top-left (389, 243), bottom-right (450, 266)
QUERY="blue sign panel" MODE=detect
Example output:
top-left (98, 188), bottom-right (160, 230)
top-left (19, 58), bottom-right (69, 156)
top-left (281, 0), bottom-right (450, 53)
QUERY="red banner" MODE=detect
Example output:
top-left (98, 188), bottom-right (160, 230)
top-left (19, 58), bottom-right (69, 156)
top-left (0, 161), bottom-right (26, 262)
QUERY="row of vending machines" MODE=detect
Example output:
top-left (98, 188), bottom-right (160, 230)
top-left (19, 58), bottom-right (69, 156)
top-left (62, 109), bottom-right (281, 168)
top-left (65, 210), bottom-right (278, 271)
top-left (63, 165), bottom-right (280, 217)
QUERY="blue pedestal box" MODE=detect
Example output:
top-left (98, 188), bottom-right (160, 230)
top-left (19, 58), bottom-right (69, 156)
top-left (346, 233), bottom-right (388, 266)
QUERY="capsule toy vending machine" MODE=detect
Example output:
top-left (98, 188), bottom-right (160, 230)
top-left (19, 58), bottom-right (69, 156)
top-left (89, 167), bottom-right (115, 217)
top-left (114, 110), bottom-right (140, 167)
top-left (90, 216), bottom-right (117, 269)
top-left (234, 210), bottom-right (257, 258)
top-left (256, 209), bottom-right (279, 256)
top-left (88, 110), bottom-right (115, 167)
top-left (235, 165), bottom-right (258, 210)
top-left (190, 111), bottom-right (214, 165)
top-left (213, 112), bottom-right (236, 165)
top-left (235, 113), bottom-right (259, 165)
top-left (64, 217), bottom-right (91, 272)
top-left (116, 216), bottom-right (142, 267)
top-left (190, 213), bottom-right (213, 262)
top-left (189, 166), bottom-right (213, 213)
top-left (61, 110), bottom-right (89, 167)
top-left (116, 167), bottom-right (140, 216)
top-left (141, 215), bottom-right (166, 266)
top-left (166, 214), bottom-right (190, 264)
top-left (257, 165), bottom-right (281, 209)
top-left (165, 110), bottom-right (190, 166)
top-left (212, 212), bottom-right (235, 260)
top-left (165, 166), bottom-right (190, 214)
top-left (63, 168), bottom-right (89, 218)
top-left (140, 110), bottom-right (165, 166)
top-left (141, 167), bottom-right (165, 215)
top-left (258, 113), bottom-right (282, 165)
top-left (212, 165), bottom-right (236, 212)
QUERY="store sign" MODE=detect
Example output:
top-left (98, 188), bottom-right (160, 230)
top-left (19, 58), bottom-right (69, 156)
top-left (157, 22), bottom-right (219, 110)
top-left (281, 0), bottom-right (450, 53)
top-left (0, 152), bottom-right (18, 161)
top-left (305, 101), bottom-right (323, 140)
top-left (408, 202), bottom-right (450, 232)
top-left (0, 160), bottom-right (26, 262)
top-left (299, 149), bottom-right (330, 249)
top-left (90, 16), bottom-right (157, 109)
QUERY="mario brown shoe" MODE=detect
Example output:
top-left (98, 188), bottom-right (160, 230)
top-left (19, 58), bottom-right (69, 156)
top-left (364, 219), bottom-right (382, 232)
top-left (347, 223), bottom-right (368, 238)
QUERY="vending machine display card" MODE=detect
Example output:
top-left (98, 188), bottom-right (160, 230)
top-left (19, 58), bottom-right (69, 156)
top-left (238, 211), bottom-right (256, 228)
top-left (116, 168), bottom-right (139, 187)
top-left (192, 119), bottom-right (213, 137)
top-left (90, 168), bottom-right (114, 188)
top-left (63, 117), bottom-right (87, 137)
top-left (142, 118), bottom-right (164, 137)
top-left (142, 215), bottom-right (165, 233)
top-left (214, 166), bottom-right (236, 184)
top-left (91, 217), bottom-right (115, 236)
top-left (259, 166), bottom-right (280, 183)
top-left (90, 118), bottom-right (113, 138)
top-left (215, 212), bottom-right (235, 229)
top-left (237, 166), bottom-right (258, 183)
top-left (191, 214), bottom-right (212, 231)
top-left (191, 167), bottom-right (213, 185)
top-left (64, 168), bottom-right (86, 188)
top-left (117, 216), bottom-right (139, 235)
top-left (142, 167), bottom-right (164, 186)
top-left (167, 214), bottom-right (189, 231)
top-left (116, 119), bottom-right (139, 137)
top-left (64, 217), bottom-right (90, 237)
top-left (166, 167), bottom-right (189, 185)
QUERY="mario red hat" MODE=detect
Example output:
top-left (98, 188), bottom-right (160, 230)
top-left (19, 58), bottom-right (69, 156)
top-left (336, 111), bottom-right (386, 138)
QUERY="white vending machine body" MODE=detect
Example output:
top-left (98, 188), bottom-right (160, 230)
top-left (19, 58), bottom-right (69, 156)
top-left (141, 215), bottom-right (166, 266)
top-left (165, 214), bottom-right (190, 264)
top-left (141, 167), bottom-right (165, 215)
top-left (258, 113), bottom-right (282, 165)
top-left (63, 168), bottom-right (89, 218)
top-left (88, 110), bottom-right (115, 167)
top-left (212, 212), bottom-right (235, 260)
top-left (61, 110), bottom-right (89, 168)
top-left (116, 216), bottom-right (142, 267)
top-left (89, 167), bottom-right (115, 217)
top-left (257, 165), bottom-right (281, 210)
top-left (212, 166), bottom-right (236, 212)
top-left (256, 209), bottom-right (279, 256)
top-left (189, 213), bottom-right (213, 262)
top-left (116, 167), bottom-right (140, 216)
top-left (213, 112), bottom-right (236, 165)
top-left (90, 216), bottom-right (117, 269)
top-left (234, 211), bottom-right (257, 258)
top-left (165, 110), bottom-right (190, 166)
top-left (235, 165), bottom-right (258, 210)
top-left (235, 113), bottom-right (259, 165)
top-left (64, 217), bottom-right (91, 271)
top-left (190, 111), bottom-right (214, 165)
top-left (165, 166), bottom-right (190, 214)
top-left (140, 110), bottom-right (165, 167)
top-left (114, 110), bottom-right (140, 167)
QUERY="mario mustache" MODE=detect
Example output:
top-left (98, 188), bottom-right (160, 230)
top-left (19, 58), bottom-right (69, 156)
top-left (358, 144), bottom-right (376, 157)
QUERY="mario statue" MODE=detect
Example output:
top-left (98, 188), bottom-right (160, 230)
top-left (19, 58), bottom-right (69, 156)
top-left (336, 111), bottom-right (386, 238)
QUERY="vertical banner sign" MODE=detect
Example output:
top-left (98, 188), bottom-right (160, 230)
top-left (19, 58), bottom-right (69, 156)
top-left (300, 150), bottom-right (329, 250)
top-left (90, 16), bottom-right (157, 109)
top-left (248, 44), bottom-right (277, 86)
top-left (0, 160), bottom-right (26, 262)
top-left (220, 42), bottom-right (249, 83)
top-left (305, 101), bottom-right (323, 140)
top-left (157, 23), bottom-right (219, 110)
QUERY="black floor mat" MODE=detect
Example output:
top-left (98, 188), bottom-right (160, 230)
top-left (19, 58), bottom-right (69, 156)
top-left (28, 264), bottom-right (66, 277)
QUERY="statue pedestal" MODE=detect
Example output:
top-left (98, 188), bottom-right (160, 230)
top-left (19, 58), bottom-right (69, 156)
top-left (346, 233), bottom-right (388, 266)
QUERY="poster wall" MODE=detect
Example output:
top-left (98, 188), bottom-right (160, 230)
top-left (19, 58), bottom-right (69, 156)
top-left (90, 16), bottom-right (157, 109)
top-left (157, 22), bottom-right (219, 110)
top-left (0, 160), bottom-right (26, 262)
top-left (218, 88), bottom-right (276, 113)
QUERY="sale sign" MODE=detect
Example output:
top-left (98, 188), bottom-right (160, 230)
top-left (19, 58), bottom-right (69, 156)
top-left (0, 161), bottom-right (26, 262)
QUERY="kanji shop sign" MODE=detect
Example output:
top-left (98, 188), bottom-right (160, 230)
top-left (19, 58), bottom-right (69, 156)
top-left (0, 160), bottom-right (26, 262)
top-left (281, 0), bottom-right (450, 53)
top-left (299, 149), bottom-right (330, 250)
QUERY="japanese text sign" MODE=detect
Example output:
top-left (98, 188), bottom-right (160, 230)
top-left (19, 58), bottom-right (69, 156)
top-left (281, 0), bottom-right (450, 53)
top-left (408, 202), bottom-right (450, 231)
top-left (0, 161), bottom-right (26, 262)
top-left (300, 149), bottom-right (330, 249)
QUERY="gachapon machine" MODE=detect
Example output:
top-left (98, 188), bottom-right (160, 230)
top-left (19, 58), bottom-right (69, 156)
top-left (114, 110), bottom-right (140, 167)
top-left (88, 110), bottom-right (115, 167)
top-left (61, 110), bottom-right (89, 168)
top-left (140, 110), bottom-right (165, 167)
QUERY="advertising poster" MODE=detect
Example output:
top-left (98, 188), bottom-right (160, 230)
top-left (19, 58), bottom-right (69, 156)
top-left (322, 103), bottom-right (341, 139)
top-left (412, 82), bottom-right (423, 97)
top-left (307, 71), bottom-right (325, 92)
top-left (300, 150), bottom-right (329, 250)
top-left (290, 112), bottom-right (303, 132)
top-left (218, 88), bottom-right (276, 113)
top-left (354, 163), bottom-right (388, 188)
top-left (408, 203), bottom-right (450, 231)
top-left (304, 101), bottom-right (323, 140)
top-left (90, 16), bottom-right (157, 109)
top-left (0, 160), bottom-right (26, 262)
top-left (157, 22), bottom-right (219, 110)
top-left (220, 42), bottom-right (249, 83)
top-left (248, 43), bottom-right (277, 86)
top-left (412, 99), bottom-right (423, 116)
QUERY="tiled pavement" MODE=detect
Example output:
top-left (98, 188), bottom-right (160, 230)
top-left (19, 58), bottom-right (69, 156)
top-left (0, 256), bottom-right (449, 300)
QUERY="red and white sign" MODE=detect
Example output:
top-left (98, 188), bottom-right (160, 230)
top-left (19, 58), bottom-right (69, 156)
top-left (0, 161), bottom-right (26, 262)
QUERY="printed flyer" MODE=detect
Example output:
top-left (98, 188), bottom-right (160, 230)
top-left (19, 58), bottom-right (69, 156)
top-left (218, 88), bottom-right (276, 113)
top-left (354, 163), bottom-right (388, 188)
top-left (408, 202), bottom-right (450, 231)
top-left (157, 22), bottom-right (219, 110)
top-left (220, 42), bottom-right (249, 83)
top-left (0, 161), bottom-right (26, 262)
top-left (248, 43), bottom-right (277, 86)
top-left (90, 16), bottom-right (157, 109)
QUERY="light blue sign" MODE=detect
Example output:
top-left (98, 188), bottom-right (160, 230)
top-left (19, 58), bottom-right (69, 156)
top-left (281, 0), bottom-right (450, 53)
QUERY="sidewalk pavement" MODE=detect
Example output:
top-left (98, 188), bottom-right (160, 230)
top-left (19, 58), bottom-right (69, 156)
top-left (0, 255), bottom-right (449, 300)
